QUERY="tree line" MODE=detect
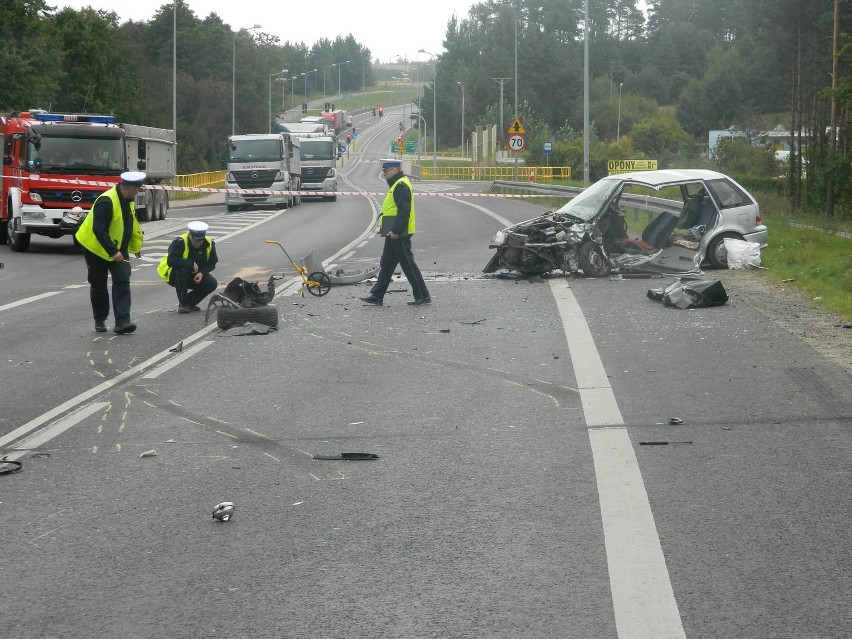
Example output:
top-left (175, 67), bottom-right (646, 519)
top-left (2, 0), bottom-right (850, 216)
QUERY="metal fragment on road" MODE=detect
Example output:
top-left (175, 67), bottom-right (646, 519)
top-left (212, 501), bottom-right (236, 521)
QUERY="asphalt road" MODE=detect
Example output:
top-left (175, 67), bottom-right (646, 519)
top-left (0, 108), bottom-right (849, 639)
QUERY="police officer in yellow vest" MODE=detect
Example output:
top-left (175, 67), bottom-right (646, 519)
top-left (360, 159), bottom-right (431, 306)
top-left (157, 221), bottom-right (219, 313)
top-left (75, 171), bottom-right (145, 334)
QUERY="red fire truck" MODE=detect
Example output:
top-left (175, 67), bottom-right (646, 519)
top-left (1, 110), bottom-right (175, 252)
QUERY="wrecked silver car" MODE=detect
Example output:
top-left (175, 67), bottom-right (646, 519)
top-left (483, 169), bottom-right (768, 277)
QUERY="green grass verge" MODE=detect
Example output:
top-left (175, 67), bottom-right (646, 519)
top-left (759, 220), bottom-right (852, 321)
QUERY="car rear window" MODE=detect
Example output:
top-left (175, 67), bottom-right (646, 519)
top-left (705, 178), bottom-right (750, 209)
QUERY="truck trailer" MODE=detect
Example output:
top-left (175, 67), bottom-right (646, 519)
top-left (225, 133), bottom-right (301, 211)
top-left (0, 110), bottom-right (175, 251)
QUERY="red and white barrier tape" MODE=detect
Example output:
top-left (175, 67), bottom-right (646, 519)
top-left (27, 175), bottom-right (555, 198)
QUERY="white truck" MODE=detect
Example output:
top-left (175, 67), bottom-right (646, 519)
top-left (121, 123), bottom-right (176, 221)
top-left (278, 122), bottom-right (339, 201)
top-left (225, 133), bottom-right (301, 211)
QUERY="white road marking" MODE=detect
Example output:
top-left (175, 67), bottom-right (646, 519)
top-left (0, 291), bottom-right (62, 311)
top-left (1, 402), bottom-right (110, 461)
top-left (141, 341), bottom-right (214, 379)
top-left (549, 279), bottom-right (686, 639)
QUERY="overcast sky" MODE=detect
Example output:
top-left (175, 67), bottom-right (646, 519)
top-left (57, 0), bottom-right (478, 62)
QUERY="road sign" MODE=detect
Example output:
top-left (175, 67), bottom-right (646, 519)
top-left (543, 141), bottom-right (553, 154)
top-left (507, 117), bottom-right (525, 135)
top-left (389, 141), bottom-right (417, 154)
top-left (606, 159), bottom-right (658, 174)
top-left (508, 134), bottom-right (525, 152)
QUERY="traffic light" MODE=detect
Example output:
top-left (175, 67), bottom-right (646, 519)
top-left (324, 102), bottom-right (330, 111)
top-left (331, 103), bottom-right (335, 111)
top-left (302, 103), bottom-right (307, 114)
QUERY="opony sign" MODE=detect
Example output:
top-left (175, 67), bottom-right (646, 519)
top-left (607, 159), bottom-right (658, 175)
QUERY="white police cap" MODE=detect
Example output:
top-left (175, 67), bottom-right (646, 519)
top-left (120, 171), bottom-right (146, 186)
top-left (380, 158), bottom-right (402, 170)
top-left (187, 221), bottom-right (209, 238)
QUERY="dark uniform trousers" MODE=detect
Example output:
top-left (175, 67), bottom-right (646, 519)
top-left (84, 250), bottom-right (132, 325)
top-left (370, 235), bottom-right (430, 300)
top-left (169, 268), bottom-right (218, 307)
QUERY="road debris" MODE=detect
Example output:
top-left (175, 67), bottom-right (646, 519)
top-left (312, 452), bottom-right (379, 461)
top-left (212, 501), bottom-right (236, 521)
top-left (647, 279), bottom-right (728, 309)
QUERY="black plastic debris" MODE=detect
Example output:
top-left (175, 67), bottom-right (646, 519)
top-left (0, 459), bottom-right (23, 475)
top-left (647, 279), bottom-right (728, 309)
top-left (669, 417), bottom-right (684, 425)
top-left (312, 452), bottom-right (379, 461)
top-left (220, 322), bottom-right (276, 336)
top-left (639, 440), bottom-right (693, 445)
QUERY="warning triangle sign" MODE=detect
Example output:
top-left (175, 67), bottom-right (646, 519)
top-left (507, 118), bottom-right (525, 134)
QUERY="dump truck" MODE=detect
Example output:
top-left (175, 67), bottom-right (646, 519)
top-left (225, 133), bottom-right (301, 211)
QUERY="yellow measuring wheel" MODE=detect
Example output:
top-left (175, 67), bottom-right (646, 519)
top-left (266, 240), bottom-right (331, 297)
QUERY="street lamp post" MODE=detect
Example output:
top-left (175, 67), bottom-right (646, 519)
top-left (418, 49), bottom-right (437, 166)
top-left (456, 81), bottom-right (465, 155)
top-left (323, 64), bottom-right (333, 98)
top-left (616, 82), bottom-right (623, 143)
top-left (268, 69), bottom-right (288, 133)
top-left (172, 1), bottom-right (176, 142)
top-left (305, 68), bottom-right (317, 109)
top-left (290, 75), bottom-right (301, 113)
top-left (232, 24), bottom-right (261, 135)
top-left (337, 60), bottom-right (350, 97)
top-left (362, 57), bottom-right (366, 108)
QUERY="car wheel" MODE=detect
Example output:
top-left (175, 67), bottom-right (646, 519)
top-left (578, 241), bottom-right (611, 277)
top-left (227, 205), bottom-right (240, 212)
top-left (8, 218), bottom-right (31, 252)
top-left (706, 232), bottom-right (741, 269)
top-left (0, 220), bottom-right (7, 245)
top-left (216, 304), bottom-right (279, 330)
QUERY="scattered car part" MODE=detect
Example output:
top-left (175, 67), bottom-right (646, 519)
top-left (212, 501), bottom-right (236, 521)
top-left (302, 250), bottom-right (379, 286)
top-left (217, 305), bottom-right (279, 330)
top-left (0, 458), bottom-right (23, 475)
top-left (205, 276), bottom-right (279, 329)
top-left (647, 279), bottom-right (729, 309)
top-left (312, 452), bottom-right (380, 460)
top-left (639, 440), bottom-right (693, 445)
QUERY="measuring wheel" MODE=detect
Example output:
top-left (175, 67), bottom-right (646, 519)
top-left (305, 271), bottom-right (332, 297)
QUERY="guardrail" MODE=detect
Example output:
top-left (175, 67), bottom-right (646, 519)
top-left (488, 180), bottom-right (683, 225)
top-left (172, 171), bottom-right (226, 200)
top-left (415, 166), bottom-right (571, 181)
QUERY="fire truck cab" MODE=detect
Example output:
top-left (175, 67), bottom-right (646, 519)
top-left (1, 110), bottom-right (126, 251)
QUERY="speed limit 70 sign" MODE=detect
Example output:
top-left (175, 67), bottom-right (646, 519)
top-left (508, 134), bottom-right (525, 152)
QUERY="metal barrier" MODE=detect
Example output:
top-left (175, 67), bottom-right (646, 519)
top-left (414, 166), bottom-right (571, 181)
top-left (172, 171), bottom-right (226, 200)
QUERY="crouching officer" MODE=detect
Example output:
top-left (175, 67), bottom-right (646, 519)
top-left (157, 221), bottom-right (218, 313)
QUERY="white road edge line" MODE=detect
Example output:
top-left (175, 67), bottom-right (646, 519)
top-left (549, 279), bottom-right (686, 639)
